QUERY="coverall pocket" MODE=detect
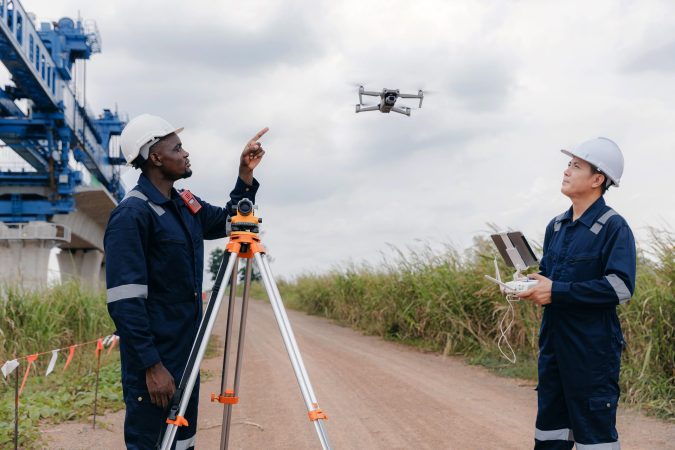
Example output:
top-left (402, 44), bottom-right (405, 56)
top-left (151, 239), bottom-right (193, 296)
top-left (568, 253), bottom-right (602, 280)
top-left (123, 385), bottom-right (161, 409)
top-left (122, 385), bottom-right (169, 449)
top-left (587, 395), bottom-right (619, 436)
top-left (589, 395), bottom-right (618, 411)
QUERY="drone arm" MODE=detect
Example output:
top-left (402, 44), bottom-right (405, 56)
top-left (399, 90), bottom-right (424, 108)
top-left (361, 90), bottom-right (381, 97)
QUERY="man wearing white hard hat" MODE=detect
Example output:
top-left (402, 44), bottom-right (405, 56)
top-left (104, 114), bottom-right (268, 449)
top-left (518, 137), bottom-right (636, 450)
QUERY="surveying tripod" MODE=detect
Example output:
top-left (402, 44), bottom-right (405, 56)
top-left (159, 199), bottom-right (331, 450)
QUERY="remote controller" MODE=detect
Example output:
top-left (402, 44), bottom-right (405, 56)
top-left (484, 275), bottom-right (538, 294)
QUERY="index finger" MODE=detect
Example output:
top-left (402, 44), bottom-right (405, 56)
top-left (249, 127), bottom-right (269, 144)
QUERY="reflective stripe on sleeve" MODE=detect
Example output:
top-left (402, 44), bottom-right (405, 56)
top-left (122, 189), bottom-right (165, 216)
top-left (606, 274), bottom-right (631, 304)
top-left (175, 434), bottom-right (196, 450)
top-left (147, 201), bottom-right (165, 216)
top-left (590, 209), bottom-right (618, 235)
top-left (598, 209), bottom-right (618, 223)
top-left (576, 441), bottom-right (621, 450)
top-left (106, 284), bottom-right (148, 303)
top-left (123, 190), bottom-right (148, 202)
top-left (535, 427), bottom-right (574, 441)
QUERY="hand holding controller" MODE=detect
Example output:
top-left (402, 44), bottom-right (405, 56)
top-left (484, 275), bottom-right (538, 294)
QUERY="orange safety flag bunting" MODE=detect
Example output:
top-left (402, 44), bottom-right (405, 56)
top-left (95, 338), bottom-right (104, 358)
top-left (63, 345), bottom-right (76, 371)
top-left (19, 354), bottom-right (38, 397)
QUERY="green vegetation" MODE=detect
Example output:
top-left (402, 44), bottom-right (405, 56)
top-left (0, 282), bottom-right (122, 447)
top-left (277, 229), bottom-right (675, 420)
top-left (0, 282), bottom-right (113, 359)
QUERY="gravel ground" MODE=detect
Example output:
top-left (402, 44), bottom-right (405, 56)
top-left (43, 299), bottom-right (675, 449)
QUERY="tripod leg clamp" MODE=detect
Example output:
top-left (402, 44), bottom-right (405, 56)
top-left (308, 405), bottom-right (328, 422)
top-left (166, 415), bottom-right (189, 427)
top-left (211, 390), bottom-right (239, 404)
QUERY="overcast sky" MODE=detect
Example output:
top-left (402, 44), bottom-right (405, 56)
top-left (13, 0), bottom-right (675, 281)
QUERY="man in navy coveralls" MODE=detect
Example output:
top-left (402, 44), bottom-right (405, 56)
top-left (105, 114), bottom-right (268, 449)
top-left (518, 137), bottom-right (636, 450)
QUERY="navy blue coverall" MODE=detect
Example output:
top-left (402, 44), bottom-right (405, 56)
top-left (535, 196), bottom-right (636, 450)
top-left (104, 173), bottom-right (258, 450)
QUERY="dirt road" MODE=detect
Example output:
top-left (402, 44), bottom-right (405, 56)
top-left (43, 299), bottom-right (674, 449)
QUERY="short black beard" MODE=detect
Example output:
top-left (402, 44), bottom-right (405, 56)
top-left (182, 168), bottom-right (193, 179)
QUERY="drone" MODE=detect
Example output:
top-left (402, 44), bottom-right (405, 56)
top-left (355, 86), bottom-right (424, 116)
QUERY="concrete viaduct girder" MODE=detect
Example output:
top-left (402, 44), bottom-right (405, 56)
top-left (0, 186), bottom-right (117, 290)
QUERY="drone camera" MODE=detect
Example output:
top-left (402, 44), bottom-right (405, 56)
top-left (384, 90), bottom-right (398, 106)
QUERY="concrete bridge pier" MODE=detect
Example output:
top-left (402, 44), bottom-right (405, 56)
top-left (0, 187), bottom-right (116, 291)
top-left (57, 248), bottom-right (105, 291)
top-left (0, 222), bottom-right (71, 288)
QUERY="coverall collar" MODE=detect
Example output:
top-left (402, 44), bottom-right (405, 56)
top-left (137, 173), bottom-right (179, 204)
top-left (561, 196), bottom-right (607, 228)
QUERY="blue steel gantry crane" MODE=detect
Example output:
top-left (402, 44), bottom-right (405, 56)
top-left (0, 0), bottom-right (125, 287)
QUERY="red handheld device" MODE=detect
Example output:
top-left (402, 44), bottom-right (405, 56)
top-left (179, 190), bottom-right (202, 214)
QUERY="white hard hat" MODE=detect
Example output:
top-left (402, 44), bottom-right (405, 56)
top-left (120, 114), bottom-right (183, 164)
top-left (561, 137), bottom-right (624, 187)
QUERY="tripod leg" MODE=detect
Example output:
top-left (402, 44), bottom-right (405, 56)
top-left (254, 253), bottom-right (333, 450)
top-left (160, 251), bottom-right (239, 450)
top-left (216, 257), bottom-right (239, 437)
top-left (219, 258), bottom-right (253, 450)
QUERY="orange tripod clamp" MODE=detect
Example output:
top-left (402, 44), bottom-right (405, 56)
top-left (226, 232), bottom-right (265, 258)
top-left (211, 389), bottom-right (239, 404)
top-left (308, 403), bottom-right (328, 421)
top-left (166, 415), bottom-right (189, 427)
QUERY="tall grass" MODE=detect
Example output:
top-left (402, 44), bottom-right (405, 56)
top-left (619, 229), bottom-right (674, 417)
top-left (0, 281), bottom-right (113, 361)
top-left (0, 281), bottom-right (122, 447)
top-left (278, 229), bottom-right (675, 420)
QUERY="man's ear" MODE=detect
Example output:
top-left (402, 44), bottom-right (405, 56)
top-left (148, 151), bottom-right (162, 167)
top-left (591, 172), bottom-right (605, 189)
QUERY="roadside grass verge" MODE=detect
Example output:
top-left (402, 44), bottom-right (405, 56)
top-left (0, 282), bottom-right (123, 447)
top-left (277, 229), bottom-right (675, 421)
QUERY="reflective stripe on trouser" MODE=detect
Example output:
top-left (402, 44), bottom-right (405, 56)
top-left (175, 434), bottom-right (197, 450)
top-left (536, 427), bottom-right (574, 442)
top-left (576, 442), bottom-right (621, 450)
top-left (534, 308), bottom-right (622, 450)
top-left (122, 383), bottom-right (199, 450)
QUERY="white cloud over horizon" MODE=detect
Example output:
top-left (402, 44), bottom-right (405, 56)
top-left (8, 0), bottom-right (675, 283)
